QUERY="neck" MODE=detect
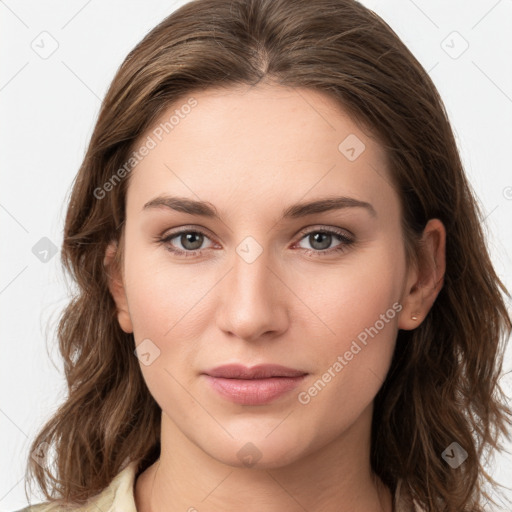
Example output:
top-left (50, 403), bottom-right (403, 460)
top-left (134, 402), bottom-right (393, 512)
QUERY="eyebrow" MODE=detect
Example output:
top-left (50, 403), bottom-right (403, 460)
top-left (142, 195), bottom-right (377, 219)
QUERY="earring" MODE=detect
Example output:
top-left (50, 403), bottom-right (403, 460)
top-left (411, 315), bottom-right (419, 321)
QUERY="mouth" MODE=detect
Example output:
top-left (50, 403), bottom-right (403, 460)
top-left (202, 364), bottom-right (308, 405)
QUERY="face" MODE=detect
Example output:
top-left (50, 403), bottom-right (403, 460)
top-left (109, 83), bottom-right (418, 468)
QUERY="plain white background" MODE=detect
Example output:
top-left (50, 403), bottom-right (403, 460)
top-left (1, 0), bottom-right (511, 510)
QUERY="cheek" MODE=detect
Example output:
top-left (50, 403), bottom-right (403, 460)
top-left (123, 235), bottom-right (209, 339)
top-left (314, 244), bottom-right (404, 340)
top-left (123, 248), bottom-right (208, 411)
top-left (297, 243), bottom-right (404, 399)
top-left (122, 236), bottom-right (221, 410)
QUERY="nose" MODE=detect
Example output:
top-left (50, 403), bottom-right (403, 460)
top-left (215, 243), bottom-right (289, 343)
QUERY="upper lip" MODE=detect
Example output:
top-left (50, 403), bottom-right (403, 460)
top-left (204, 364), bottom-right (307, 379)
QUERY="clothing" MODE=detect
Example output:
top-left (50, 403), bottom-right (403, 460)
top-left (14, 460), bottom-right (425, 511)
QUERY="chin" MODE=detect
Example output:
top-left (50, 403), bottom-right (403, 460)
top-left (199, 431), bottom-right (309, 470)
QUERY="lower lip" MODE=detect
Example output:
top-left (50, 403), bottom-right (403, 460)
top-left (204, 375), bottom-right (307, 405)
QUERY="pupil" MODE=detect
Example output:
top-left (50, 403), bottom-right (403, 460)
top-left (182, 232), bottom-right (203, 250)
top-left (311, 232), bottom-right (331, 250)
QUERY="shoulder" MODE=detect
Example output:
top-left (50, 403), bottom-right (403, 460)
top-left (12, 460), bottom-right (139, 512)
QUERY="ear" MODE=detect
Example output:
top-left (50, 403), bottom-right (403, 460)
top-left (104, 240), bottom-right (133, 333)
top-left (398, 218), bottom-right (446, 330)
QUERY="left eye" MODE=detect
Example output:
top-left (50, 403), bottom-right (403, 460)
top-left (296, 230), bottom-right (347, 251)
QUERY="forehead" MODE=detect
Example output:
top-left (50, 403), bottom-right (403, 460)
top-left (126, 83), bottom-right (397, 218)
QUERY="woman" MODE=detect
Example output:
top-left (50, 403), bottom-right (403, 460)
top-left (18, 0), bottom-right (511, 511)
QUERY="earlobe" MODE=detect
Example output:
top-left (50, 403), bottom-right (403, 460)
top-left (104, 240), bottom-right (133, 334)
top-left (398, 219), bottom-right (446, 331)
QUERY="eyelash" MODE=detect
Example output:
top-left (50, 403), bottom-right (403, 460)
top-left (156, 226), bottom-right (355, 258)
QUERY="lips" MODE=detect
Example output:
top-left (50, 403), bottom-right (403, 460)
top-left (202, 364), bottom-right (308, 405)
top-left (204, 364), bottom-right (307, 379)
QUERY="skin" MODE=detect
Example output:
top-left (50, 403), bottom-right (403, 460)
top-left (105, 82), bottom-right (446, 512)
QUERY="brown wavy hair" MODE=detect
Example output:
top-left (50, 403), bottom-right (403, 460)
top-left (25, 0), bottom-right (512, 510)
